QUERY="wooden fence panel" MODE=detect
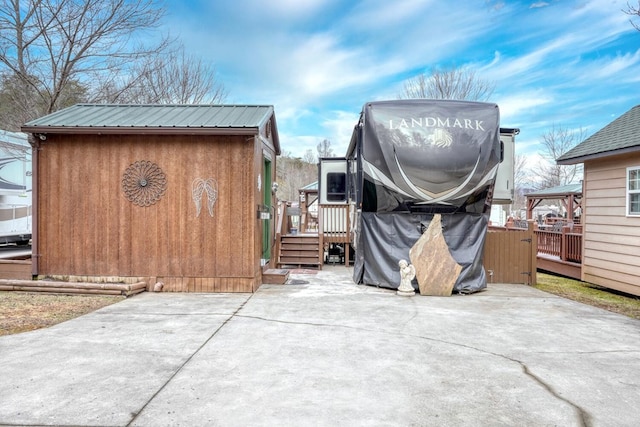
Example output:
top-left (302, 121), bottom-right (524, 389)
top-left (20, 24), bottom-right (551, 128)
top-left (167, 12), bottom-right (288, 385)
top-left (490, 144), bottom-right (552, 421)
top-left (0, 260), bottom-right (32, 280)
top-left (484, 226), bottom-right (537, 285)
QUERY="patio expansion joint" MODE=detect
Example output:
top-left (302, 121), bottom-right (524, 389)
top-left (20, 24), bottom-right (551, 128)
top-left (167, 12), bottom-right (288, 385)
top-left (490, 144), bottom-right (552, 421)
top-left (125, 294), bottom-right (255, 427)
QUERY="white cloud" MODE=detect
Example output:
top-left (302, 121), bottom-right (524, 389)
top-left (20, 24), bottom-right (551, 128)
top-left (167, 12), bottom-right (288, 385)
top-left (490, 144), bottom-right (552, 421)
top-left (530, 2), bottom-right (549, 8)
top-left (494, 91), bottom-right (554, 124)
top-left (320, 110), bottom-right (360, 156)
top-left (579, 49), bottom-right (640, 81)
top-left (163, 0), bottom-right (638, 189)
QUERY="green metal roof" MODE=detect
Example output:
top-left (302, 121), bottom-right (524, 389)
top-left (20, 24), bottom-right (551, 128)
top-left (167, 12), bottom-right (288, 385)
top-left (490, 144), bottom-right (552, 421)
top-left (21, 103), bottom-right (280, 154)
top-left (525, 183), bottom-right (582, 198)
top-left (23, 104), bottom-right (273, 129)
top-left (557, 104), bottom-right (640, 164)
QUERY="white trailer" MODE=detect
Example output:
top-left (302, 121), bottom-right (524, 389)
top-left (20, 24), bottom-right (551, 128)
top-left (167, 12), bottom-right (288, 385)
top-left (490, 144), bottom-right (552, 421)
top-left (0, 130), bottom-right (32, 245)
top-left (493, 128), bottom-right (519, 204)
top-left (318, 100), bottom-right (519, 292)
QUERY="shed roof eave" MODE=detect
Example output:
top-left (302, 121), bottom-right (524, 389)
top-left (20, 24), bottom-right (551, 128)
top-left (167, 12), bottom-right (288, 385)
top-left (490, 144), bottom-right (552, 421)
top-left (557, 145), bottom-right (640, 165)
top-left (20, 125), bottom-right (260, 136)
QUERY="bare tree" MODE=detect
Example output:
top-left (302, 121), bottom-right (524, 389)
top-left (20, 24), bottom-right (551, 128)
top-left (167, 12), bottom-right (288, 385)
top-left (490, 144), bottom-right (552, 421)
top-left (0, 0), bottom-right (170, 128)
top-left (0, 72), bottom-right (41, 130)
top-left (108, 46), bottom-right (227, 104)
top-left (302, 149), bottom-right (316, 164)
top-left (624, 1), bottom-right (640, 30)
top-left (511, 153), bottom-right (530, 214)
top-left (399, 66), bottom-right (495, 101)
top-left (316, 139), bottom-right (333, 158)
top-left (533, 124), bottom-right (585, 190)
top-left (276, 155), bottom-right (317, 201)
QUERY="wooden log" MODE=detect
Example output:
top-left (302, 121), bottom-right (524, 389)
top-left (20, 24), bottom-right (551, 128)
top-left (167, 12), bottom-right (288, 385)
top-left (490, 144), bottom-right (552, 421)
top-left (0, 279), bottom-right (148, 296)
top-left (128, 282), bottom-right (147, 290)
top-left (30, 282), bottom-right (125, 291)
top-left (7, 286), bottom-right (122, 295)
top-left (0, 279), bottom-right (145, 291)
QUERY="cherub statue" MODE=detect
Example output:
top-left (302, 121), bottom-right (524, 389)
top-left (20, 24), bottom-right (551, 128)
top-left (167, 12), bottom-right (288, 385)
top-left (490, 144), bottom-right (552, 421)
top-left (397, 259), bottom-right (416, 296)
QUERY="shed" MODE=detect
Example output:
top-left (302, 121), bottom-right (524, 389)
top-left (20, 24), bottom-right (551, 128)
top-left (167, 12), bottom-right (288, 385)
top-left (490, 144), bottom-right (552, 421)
top-left (22, 104), bottom-right (281, 292)
top-left (557, 104), bottom-right (640, 296)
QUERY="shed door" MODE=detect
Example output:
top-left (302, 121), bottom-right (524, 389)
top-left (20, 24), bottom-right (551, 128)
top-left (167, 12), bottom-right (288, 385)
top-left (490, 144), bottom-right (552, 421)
top-left (262, 157), bottom-right (272, 261)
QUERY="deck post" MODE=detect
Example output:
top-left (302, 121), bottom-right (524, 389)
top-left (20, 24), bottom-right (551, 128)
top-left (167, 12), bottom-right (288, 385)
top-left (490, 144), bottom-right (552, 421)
top-left (318, 205), bottom-right (324, 269)
top-left (528, 220), bottom-right (537, 285)
top-left (561, 226), bottom-right (569, 262)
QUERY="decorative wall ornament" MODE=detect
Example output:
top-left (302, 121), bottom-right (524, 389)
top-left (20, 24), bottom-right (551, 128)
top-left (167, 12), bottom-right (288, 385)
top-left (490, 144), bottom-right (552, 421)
top-left (192, 178), bottom-right (218, 217)
top-left (122, 160), bottom-right (167, 206)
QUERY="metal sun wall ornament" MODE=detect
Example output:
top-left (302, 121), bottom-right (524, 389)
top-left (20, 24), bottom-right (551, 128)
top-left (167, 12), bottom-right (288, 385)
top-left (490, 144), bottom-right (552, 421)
top-left (122, 160), bottom-right (167, 206)
top-left (192, 178), bottom-right (218, 217)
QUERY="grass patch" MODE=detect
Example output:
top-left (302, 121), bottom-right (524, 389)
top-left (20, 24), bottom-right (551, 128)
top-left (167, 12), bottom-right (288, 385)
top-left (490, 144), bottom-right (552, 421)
top-left (534, 273), bottom-right (640, 320)
top-left (0, 292), bottom-right (124, 336)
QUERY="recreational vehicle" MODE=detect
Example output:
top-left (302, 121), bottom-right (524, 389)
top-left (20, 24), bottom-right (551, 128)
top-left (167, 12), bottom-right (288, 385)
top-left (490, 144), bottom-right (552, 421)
top-left (319, 99), bottom-right (514, 293)
top-left (0, 130), bottom-right (32, 245)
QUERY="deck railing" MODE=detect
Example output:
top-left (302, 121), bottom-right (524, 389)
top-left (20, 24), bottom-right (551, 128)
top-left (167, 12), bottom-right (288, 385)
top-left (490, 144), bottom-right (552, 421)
top-left (495, 221), bottom-right (582, 264)
top-left (318, 204), bottom-right (351, 243)
top-left (535, 226), bottom-right (582, 263)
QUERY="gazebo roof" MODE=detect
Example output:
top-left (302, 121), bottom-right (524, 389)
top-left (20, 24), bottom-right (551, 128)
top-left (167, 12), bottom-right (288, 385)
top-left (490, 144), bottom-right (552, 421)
top-left (525, 183), bottom-right (582, 198)
top-left (300, 181), bottom-right (318, 192)
top-left (525, 183), bottom-right (582, 221)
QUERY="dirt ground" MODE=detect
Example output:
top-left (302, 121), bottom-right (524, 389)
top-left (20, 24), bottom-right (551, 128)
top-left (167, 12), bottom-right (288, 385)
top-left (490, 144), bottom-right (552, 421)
top-left (0, 292), bottom-right (124, 336)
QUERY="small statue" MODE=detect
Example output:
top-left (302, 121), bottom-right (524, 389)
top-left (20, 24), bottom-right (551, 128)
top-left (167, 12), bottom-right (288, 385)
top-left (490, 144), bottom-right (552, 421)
top-left (397, 259), bottom-right (416, 296)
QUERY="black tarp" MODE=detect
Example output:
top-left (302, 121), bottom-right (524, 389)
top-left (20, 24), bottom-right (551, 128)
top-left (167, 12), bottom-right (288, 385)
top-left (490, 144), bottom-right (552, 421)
top-left (351, 100), bottom-right (500, 293)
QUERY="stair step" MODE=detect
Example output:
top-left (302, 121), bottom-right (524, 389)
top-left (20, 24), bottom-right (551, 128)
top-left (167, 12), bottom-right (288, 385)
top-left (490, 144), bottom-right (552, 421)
top-left (262, 269), bottom-right (290, 284)
top-left (277, 233), bottom-right (322, 270)
top-left (281, 243), bottom-right (319, 250)
top-left (282, 237), bottom-right (319, 243)
top-left (278, 257), bottom-right (320, 265)
top-left (281, 249), bottom-right (319, 256)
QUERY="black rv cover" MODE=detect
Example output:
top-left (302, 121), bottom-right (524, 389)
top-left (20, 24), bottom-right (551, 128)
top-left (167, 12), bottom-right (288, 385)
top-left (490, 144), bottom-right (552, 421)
top-left (351, 100), bottom-right (501, 293)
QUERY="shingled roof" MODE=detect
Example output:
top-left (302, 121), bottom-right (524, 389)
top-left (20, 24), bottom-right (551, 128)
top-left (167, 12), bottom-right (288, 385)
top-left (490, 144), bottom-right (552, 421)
top-left (557, 105), bottom-right (640, 165)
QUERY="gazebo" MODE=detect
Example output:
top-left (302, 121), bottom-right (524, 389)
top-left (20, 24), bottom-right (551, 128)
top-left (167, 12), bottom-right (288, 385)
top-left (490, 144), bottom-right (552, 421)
top-left (525, 183), bottom-right (583, 224)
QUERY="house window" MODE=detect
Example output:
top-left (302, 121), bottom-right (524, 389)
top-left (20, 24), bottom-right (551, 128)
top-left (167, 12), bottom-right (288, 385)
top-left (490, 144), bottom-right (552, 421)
top-left (628, 166), bottom-right (640, 216)
top-left (327, 172), bottom-right (346, 202)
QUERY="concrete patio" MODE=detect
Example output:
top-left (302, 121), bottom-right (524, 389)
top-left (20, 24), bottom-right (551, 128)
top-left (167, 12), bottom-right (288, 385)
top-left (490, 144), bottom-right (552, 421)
top-left (1, 266), bottom-right (639, 426)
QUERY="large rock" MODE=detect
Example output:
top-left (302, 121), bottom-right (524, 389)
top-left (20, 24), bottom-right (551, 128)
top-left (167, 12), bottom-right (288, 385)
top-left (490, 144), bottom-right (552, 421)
top-left (409, 214), bottom-right (462, 296)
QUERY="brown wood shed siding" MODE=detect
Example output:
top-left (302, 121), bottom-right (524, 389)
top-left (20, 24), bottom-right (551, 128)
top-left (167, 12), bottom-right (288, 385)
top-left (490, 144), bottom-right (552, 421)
top-left (582, 152), bottom-right (640, 296)
top-left (36, 133), bottom-right (259, 292)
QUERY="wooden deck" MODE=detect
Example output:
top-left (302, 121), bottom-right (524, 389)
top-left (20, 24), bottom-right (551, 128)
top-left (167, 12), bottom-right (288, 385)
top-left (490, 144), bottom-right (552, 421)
top-left (281, 201), bottom-right (584, 281)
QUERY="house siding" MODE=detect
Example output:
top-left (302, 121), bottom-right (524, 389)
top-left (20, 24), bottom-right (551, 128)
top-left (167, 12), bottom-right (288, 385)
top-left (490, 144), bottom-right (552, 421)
top-left (583, 152), bottom-right (640, 295)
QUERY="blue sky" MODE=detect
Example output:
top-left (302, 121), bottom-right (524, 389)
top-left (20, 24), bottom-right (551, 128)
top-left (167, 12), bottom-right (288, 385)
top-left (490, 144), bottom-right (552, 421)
top-left (164, 0), bottom-right (640, 164)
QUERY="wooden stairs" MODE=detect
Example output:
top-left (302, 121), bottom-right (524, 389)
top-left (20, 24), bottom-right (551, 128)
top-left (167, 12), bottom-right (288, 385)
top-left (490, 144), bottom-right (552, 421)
top-left (277, 234), bottom-right (322, 269)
